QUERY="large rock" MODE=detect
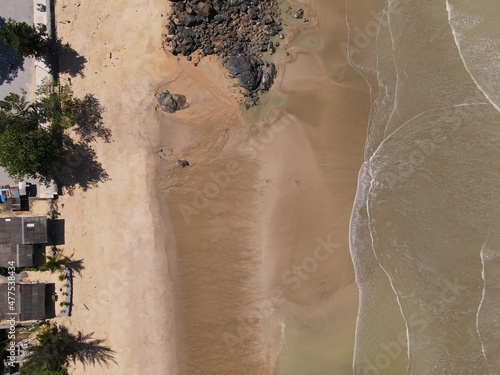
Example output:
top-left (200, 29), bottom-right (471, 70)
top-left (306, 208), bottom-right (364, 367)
top-left (260, 63), bottom-right (276, 91)
top-left (196, 2), bottom-right (214, 18)
top-left (174, 12), bottom-right (199, 27)
top-left (157, 91), bottom-right (187, 113)
top-left (165, 0), bottom-right (282, 94)
top-left (225, 55), bottom-right (263, 91)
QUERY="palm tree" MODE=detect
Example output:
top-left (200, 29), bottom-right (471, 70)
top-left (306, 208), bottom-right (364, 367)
top-left (22, 324), bottom-right (116, 374)
top-left (39, 252), bottom-right (71, 274)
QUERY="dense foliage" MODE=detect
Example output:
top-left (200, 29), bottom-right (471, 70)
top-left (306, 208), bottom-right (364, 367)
top-left (0, 18), bottom-right (47, 59)
top-left (22, 324), bottom-right (115, 374)
top-left (0, 81), bottom-right (76, 180)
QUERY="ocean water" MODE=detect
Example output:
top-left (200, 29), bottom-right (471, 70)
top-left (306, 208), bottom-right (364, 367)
top-left (348, 1), bottom-right (500, 374)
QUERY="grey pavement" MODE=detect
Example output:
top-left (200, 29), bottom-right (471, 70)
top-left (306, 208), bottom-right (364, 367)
top-left (0, 0), bottom-right (35, 98)
top-left (0, 0), bottom-right (37, 185)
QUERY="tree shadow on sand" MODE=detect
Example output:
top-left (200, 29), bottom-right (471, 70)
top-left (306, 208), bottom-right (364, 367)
top-left (52, 93), bottom-right (112, 195)
top-left (73, 94), bottom-right (112, 143)
top-left (55, 40), bottom-right (87, 78)
top-left (66, 257), bottom-right (85, 277)
top-left (73, 331), bottom-right (117, 369)
top-left (25, 324), bottom-right (117, 372)
top-left (54, 136), bottom-right (110, 195)
top-left (0, 17), bottom-right (26, 86)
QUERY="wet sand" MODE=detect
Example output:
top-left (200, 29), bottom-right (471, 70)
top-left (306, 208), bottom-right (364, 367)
top-left (159, 0), bottom-right (370, 373)
top-left (54, 0), bottom-right (370, 373)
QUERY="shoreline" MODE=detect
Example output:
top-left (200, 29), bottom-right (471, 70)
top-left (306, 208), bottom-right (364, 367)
top-left (51, 0), bottom-right (369, 373)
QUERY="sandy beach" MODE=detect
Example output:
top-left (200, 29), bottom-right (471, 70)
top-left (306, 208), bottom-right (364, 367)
top-left (54, 0), bottom-right (180, 373)
top-left (52, 0), bottom-right (370, 374)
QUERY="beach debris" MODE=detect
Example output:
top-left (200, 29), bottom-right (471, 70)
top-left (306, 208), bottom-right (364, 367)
top-left (157, 90), bottom-right (188, 113)
top-left (294, 8), bottom-right (304, 19)
top-left (165, 0), bottom-right (281, 96)
top-left (177, 160), bottom-right (190, 168)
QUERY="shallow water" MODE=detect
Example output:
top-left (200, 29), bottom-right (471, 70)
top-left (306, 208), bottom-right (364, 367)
top-left (348, 1), bottom-right (500, 374)
top-left (163, 0), bottom-right (370, 374)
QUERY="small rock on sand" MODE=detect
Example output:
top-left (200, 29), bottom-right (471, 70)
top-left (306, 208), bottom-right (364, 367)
top-left (157, 90), bottom-right (188, 113)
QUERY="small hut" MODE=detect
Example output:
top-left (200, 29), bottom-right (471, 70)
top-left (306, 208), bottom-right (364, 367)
top-left (0, 283), bottom-right (48, 322)
top-left (0, 217), bottom-right (48, 245)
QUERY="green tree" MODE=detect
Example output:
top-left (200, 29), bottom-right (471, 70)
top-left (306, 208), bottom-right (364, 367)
top-left (0, 18), bottom-right (47, 59)
top-left (0, 93), bottom-right (62, 180)
top-left (39, 251), bottom-right (71, 274)
top-left (22, 324), bottom-right (116, 374)
top-left (0, 81), bottom-right (76, 180)
top-left (36, 80), bottom-right (75, 131)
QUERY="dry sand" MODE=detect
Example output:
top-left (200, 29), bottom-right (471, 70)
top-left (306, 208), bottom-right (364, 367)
top-left (53, 0), bottom-right (370, 374)
top-left (55, 0), bottom-right (180, 373)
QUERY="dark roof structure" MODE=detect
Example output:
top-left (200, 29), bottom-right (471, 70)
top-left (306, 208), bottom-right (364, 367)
top-left (0, 244), bottom-right (35, 268)
top-left (0, 283), bottom-right (47, 321)
top-left (0, 217), bottom-right (48, 245)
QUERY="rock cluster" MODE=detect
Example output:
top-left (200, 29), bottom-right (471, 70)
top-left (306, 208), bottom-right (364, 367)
top-left (165, 0), bottom-right (282, 96)
top-left (157, 90), bottom-right (188, 113)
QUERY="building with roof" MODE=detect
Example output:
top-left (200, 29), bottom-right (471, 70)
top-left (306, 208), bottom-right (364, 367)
top-left (0, 217), bottom-right (48, 245)
top-left (0, 244), bottom-right (45, 268)
top-left (0, 283), bottom-right (51, 322)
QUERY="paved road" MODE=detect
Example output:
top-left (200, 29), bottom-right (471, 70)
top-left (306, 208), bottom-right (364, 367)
top-left (0, 0), bottom-right (35, 99)
top-left (0, 0), bottom-right (37, 184)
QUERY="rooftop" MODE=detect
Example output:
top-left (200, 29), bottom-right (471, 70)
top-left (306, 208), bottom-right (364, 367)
top-left (0, 217), bottom-right (48, 245)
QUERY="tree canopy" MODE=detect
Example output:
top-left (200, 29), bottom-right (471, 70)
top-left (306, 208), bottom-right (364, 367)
top-left (37, 80), bottom-right (75, 131)
top-left (21, 324), bottom-right (116, 374)
top-left (0, 18), bottom-right (47, 59)
top-left (0, 81), bottom-right (76, 180)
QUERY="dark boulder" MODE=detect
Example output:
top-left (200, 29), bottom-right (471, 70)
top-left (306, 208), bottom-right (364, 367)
top-left (225, 55), bottom-right (263, 91)
top-left (157, 91), bottom-right (188, 113)
top-left (262, 14), bottom-right (274, 25)
top-left (172, 35), bottom-right (197, 55)
top-left (174, 12), bottom-right (198, 27)
top-left (260, 63), bottom-right (276, 91)
top-left (213, 13), bottom-right (228, 24)
top-left (196, 2), bottom-right (214, 18)
top-left (247, 8), bottom-right (258, 20)
top-left (165, 0), bottom-right (282, 94)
